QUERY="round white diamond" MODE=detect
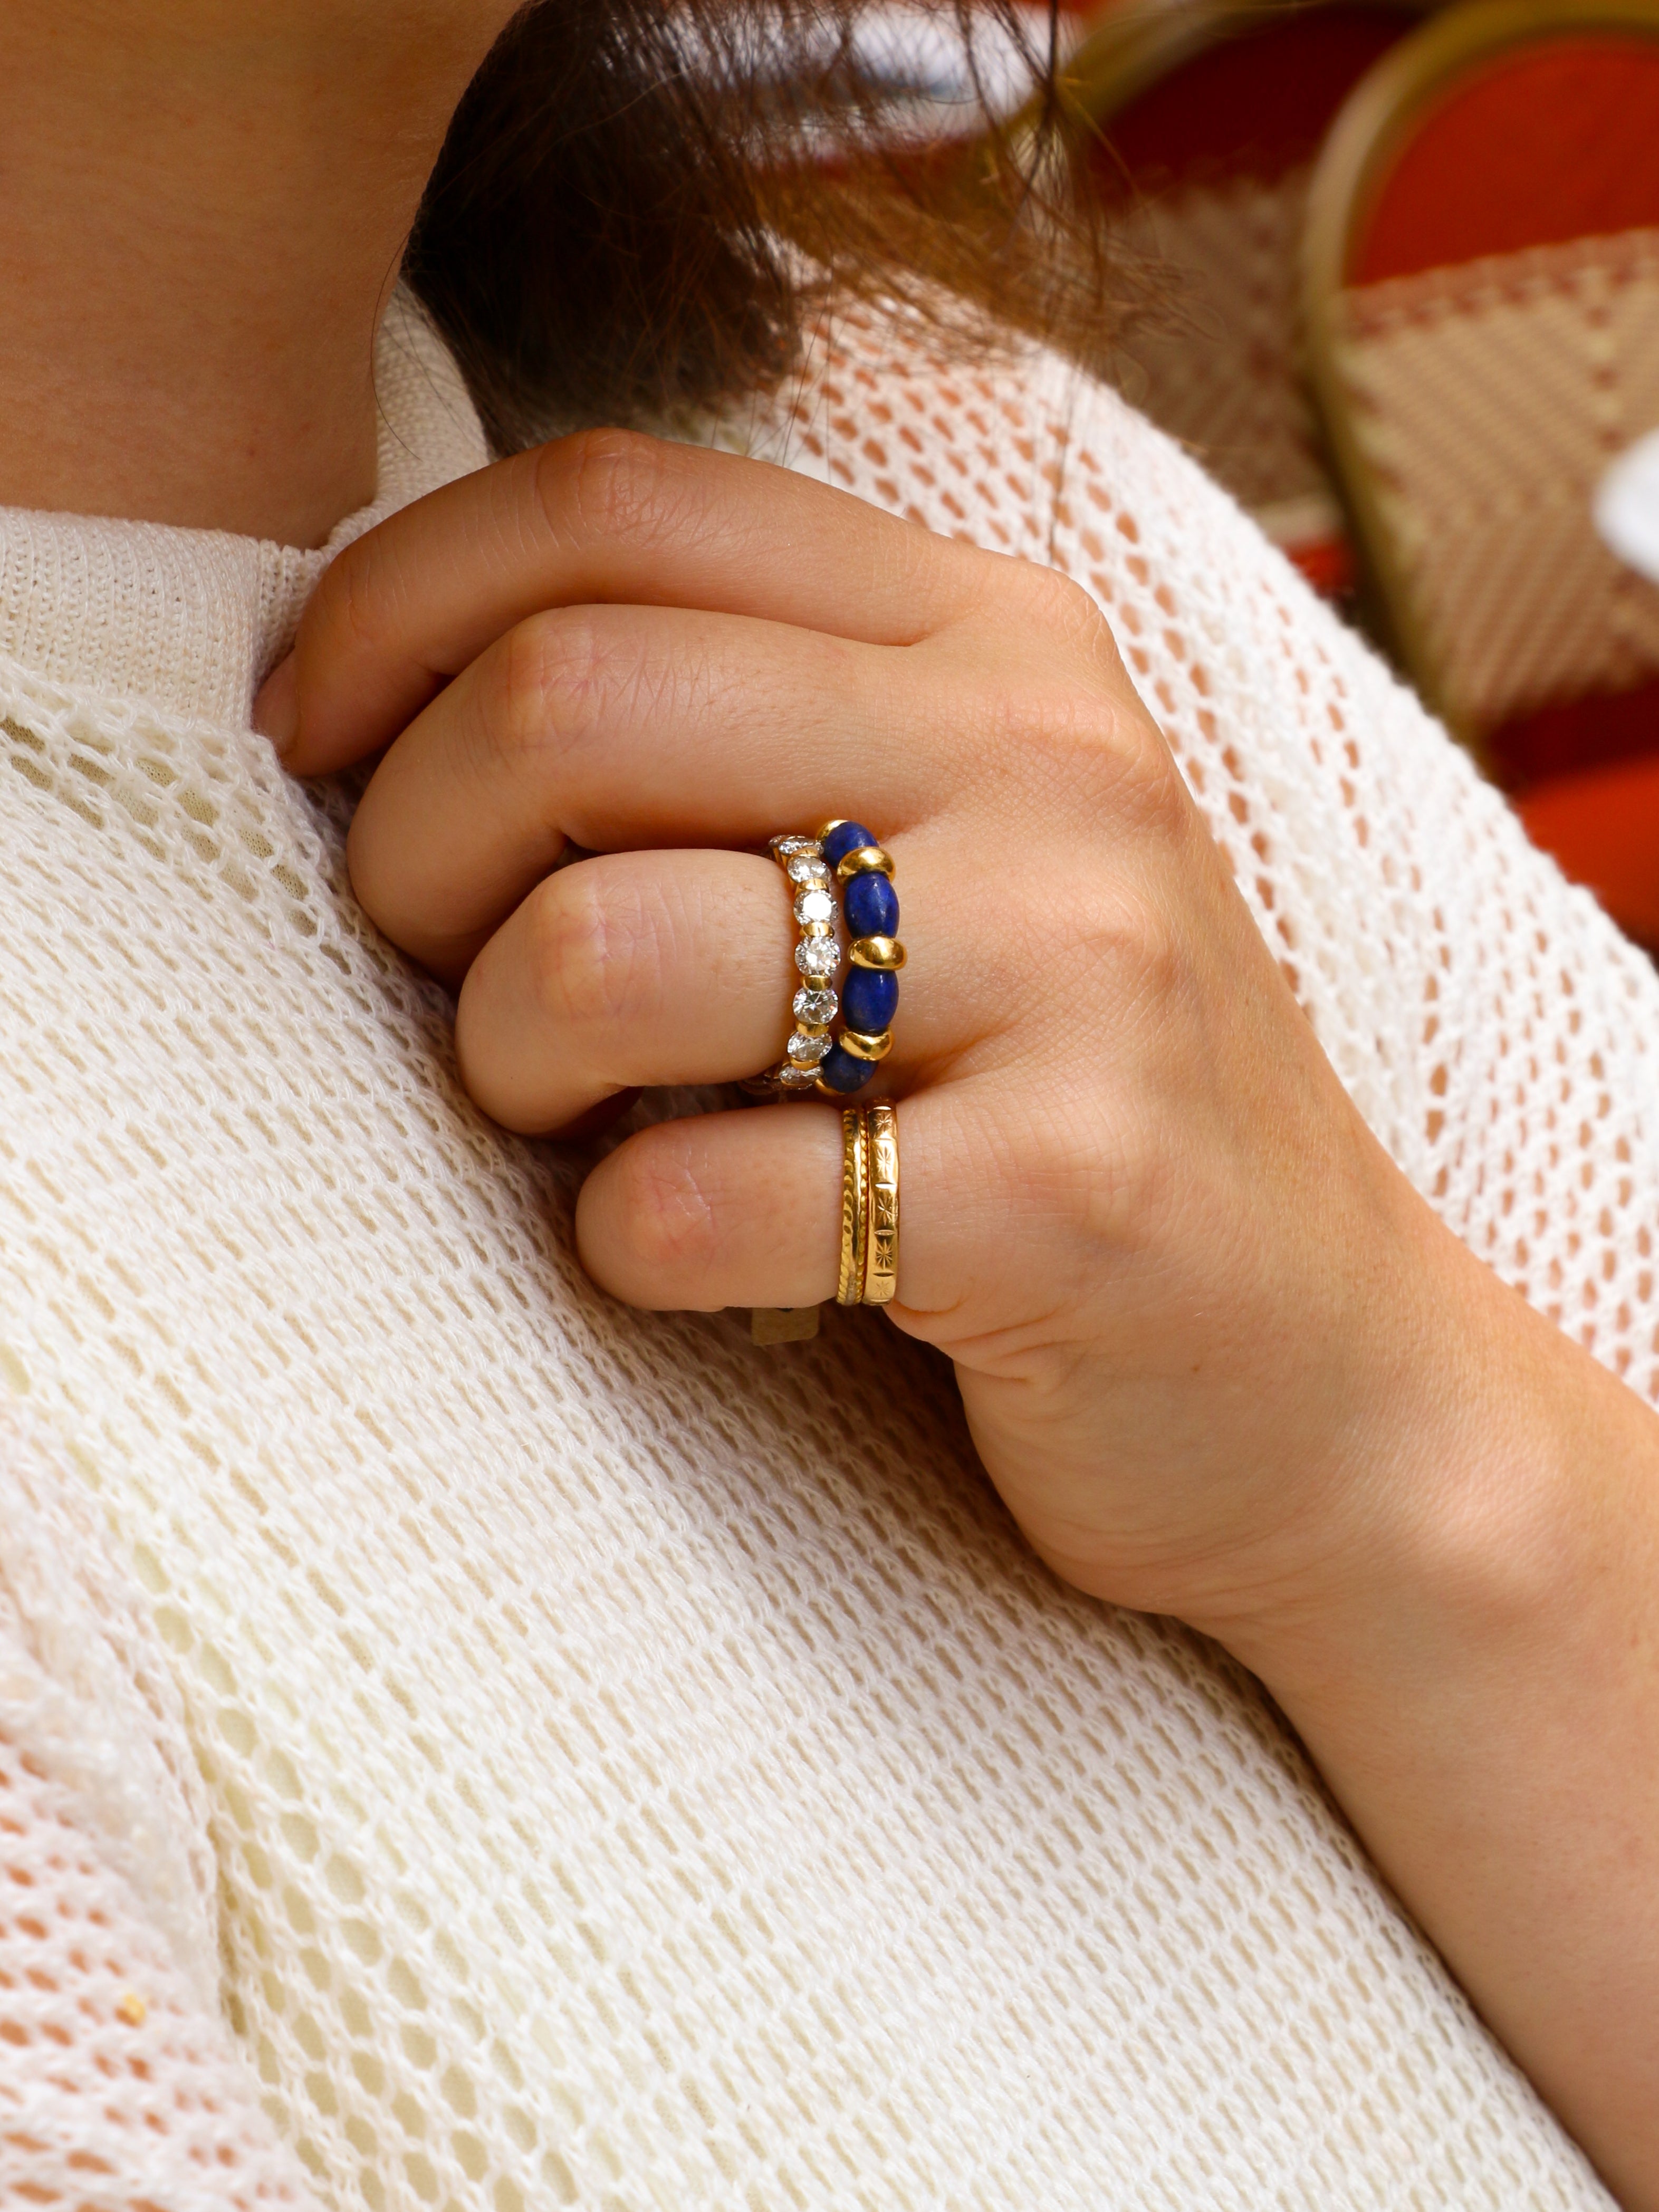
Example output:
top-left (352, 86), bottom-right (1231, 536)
top-left (778, 1062), bottom-right (819, 1088)
top-left (771, 835), bottom-right (820, 859)
top-left (795, 936), bottom-right (839, 979)
top-left (793, 987), bottom-right (837, 1025)
top-left (786, 1030), bottom-right (831, 1065)
top-left (787, 854), bottom-right (830, 888)
top-left (794, 887), bottom-right (835, 927)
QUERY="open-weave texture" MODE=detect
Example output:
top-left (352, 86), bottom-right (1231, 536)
top-left (1331, 228), bottom-right (1659, 731)
top-left (0, 1407), bottom-right (324, 2210)
top-left (0, 293), bottom-right (1636, 2209)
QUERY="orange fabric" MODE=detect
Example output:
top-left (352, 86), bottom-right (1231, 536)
top-left (1518, 741), bottom-right (1659, 945)
top-left (1087, 5), bottom-right (1409, 193)
top-left (1354, 38), bottom-right (1659, 284)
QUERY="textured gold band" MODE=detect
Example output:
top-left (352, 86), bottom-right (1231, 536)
top-left (861, 1102), bottom-right (899, 1305)
top-left (837, 1107), bottom-right (869, 1306)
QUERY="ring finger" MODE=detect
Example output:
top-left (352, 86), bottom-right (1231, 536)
top-left (575, 1075), bottom-right (1008, 1319)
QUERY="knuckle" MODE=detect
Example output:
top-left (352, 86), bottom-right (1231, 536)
top-left (319, 533), bottom-right (397, 662)
top-left (1012, 1095), bottom-right (1136, 1246)
top-left (1009, 559), bottom-right (1106, 646)
top-left (1117, 879), bottom-right (1184, 996)
top-left (521, 867), bottom-right (666, 1039)
top-left (975, 564), bottom-right (1189, 816)
top-left (610, 1137), bottom-right (722, 1280)
top-left (1031, 688), bottom-right (1188, 841)
top-left (486, 608), bottom-right (609, 771)
top-left (1077, 874), bottom-right (1186, 1008)
top-left (1102, 713), bottom-right (1191, 840)
top-left (535, 426), bottom-right (684, 546)
top-left (990, 675), bottom-right (1113, 766)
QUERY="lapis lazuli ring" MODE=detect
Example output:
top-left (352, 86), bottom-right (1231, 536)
top-left (748, 821), bottom-right (906, 1097)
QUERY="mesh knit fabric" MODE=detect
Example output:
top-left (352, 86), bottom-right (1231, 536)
top-left (0, 292), bottom-right (1636, 2207)
top-left (0, 1407), bottom-right (324, 2210)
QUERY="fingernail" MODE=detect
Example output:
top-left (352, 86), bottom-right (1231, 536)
top-left (252, 655), bottom-right (298, 757)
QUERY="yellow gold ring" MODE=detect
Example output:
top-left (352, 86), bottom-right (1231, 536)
top-left (837, 1107), bottom-right (869, 1306)
top-left (861, 1102), bottom-right (899, 1305)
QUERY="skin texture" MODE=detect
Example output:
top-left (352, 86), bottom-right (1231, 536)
top-left (4, 2), bottom-right (1658, 2198)
top-left (0, 3), bottom-right (516, 543)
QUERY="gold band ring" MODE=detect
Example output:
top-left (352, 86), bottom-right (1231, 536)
top-left (837, 1107), bottom-right (869, 1305)
top-left (753, 1103), bottom-right (897, 1341)
top-left (861, 1102), bottom-right (899, 1305)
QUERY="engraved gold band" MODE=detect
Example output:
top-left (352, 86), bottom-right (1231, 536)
top-left (836, 1104), bottom-right (898, 1307)
top-left (754, 1102), bottom-right (898, 1340)
top-left (837, 1107), bottom-right (869, 1305)
top-left (861, 1102), bottom-right (899, 1305)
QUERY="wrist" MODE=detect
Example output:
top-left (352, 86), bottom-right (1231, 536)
top-left (1210, 1210), bottom-right (1634, 1727)
top-left (1198, 1209), bottom-right (1659, 2201)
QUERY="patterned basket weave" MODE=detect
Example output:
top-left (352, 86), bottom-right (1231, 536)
top-left (1075, 1), bottom-right (1423, 586)
top-left (1306, 9), bottom-right (1659, 804)
top-left (1101, 167), bottom-right (1343, 532)
top-left (1330, 229), bottom-right (1659, 735)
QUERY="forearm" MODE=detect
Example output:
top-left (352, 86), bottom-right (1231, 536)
top-left (1226, 1217), bottom-right (1659, 2207)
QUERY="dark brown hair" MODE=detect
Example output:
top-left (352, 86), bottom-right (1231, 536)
top-left (404, 0), bottom-right (1113, 452)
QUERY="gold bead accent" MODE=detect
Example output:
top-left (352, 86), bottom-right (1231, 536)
top-left (838, 1027), bottom-right (892, 1062)
top-left (835, 844), bottom-right (894, 881)
top-left (836, 1108), bottom-right (869, 1305)
top-left (862, 1103), bottom-right (899, 1305)
top-left (816, 818), bottom-right (849, 841)
top-left (850, 936), bottom-right (906, 970)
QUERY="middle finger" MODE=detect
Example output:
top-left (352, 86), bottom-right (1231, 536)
top-left (347, 601), bottom-right (977, 980)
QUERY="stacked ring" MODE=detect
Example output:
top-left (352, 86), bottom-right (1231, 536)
top-left (753, 1100), bottom-right (900, 1341)
top-left (814, 821), bottom-right (904, 1097)
top-left (747, 831), bottom-right (904, 1344)
top-left (747, 822), bottom-right (906, 1098)
top-left (835, 1106), bottom-right (868, 1304)
top-left (861, 1102), bottom-right (899, 1304)
top-left (835, 1103), bottom-right (900, 1305)
top-left (746, 832), bottom-right (843, 1093)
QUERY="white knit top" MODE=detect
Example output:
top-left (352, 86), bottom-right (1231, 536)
top-left (0, 290), bottom-right (1642, 2211)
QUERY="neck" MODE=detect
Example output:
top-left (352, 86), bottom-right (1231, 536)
top-left (0, 6), bottom-right (512, 546)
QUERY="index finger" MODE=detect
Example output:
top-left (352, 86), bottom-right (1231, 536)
top-left (260, 428), bottom-right (984, 776)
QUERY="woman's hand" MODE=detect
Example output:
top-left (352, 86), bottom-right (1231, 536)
top-left (259, 429), bottom-right (1659, 2203)
top-left (257, 429), bottom-right (1462, 1634)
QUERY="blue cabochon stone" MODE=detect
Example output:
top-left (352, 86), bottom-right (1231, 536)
top-left (843, 869), bottom-right (898, 938)
top-left (821, 821), bottom-right (876, 868)
top-left (841, 965), bottom-right (898, 1035)
top-left (818, 1044), bottom-right (876, 1094)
